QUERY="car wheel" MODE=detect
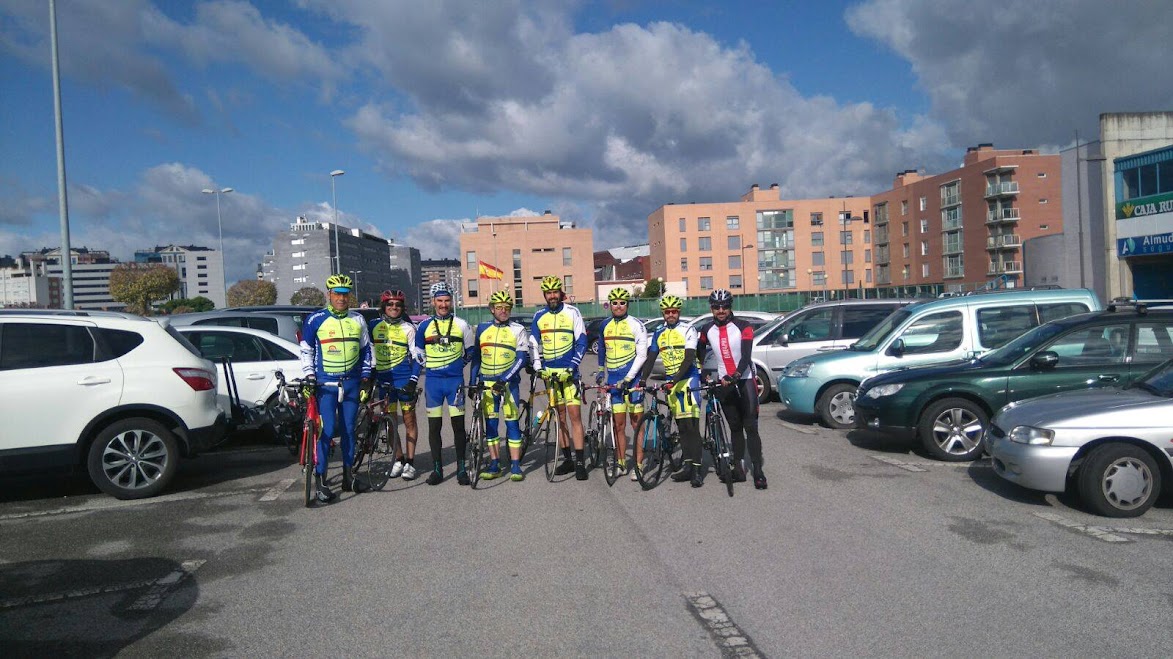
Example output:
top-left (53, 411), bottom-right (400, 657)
top-left (754, 372), bottom-right (771, 404)
top-left (817, 384), bottom-right (857, 430)
top-left (588, 338), bottom-right (599, 354)
top-left (918, 398), bottom-right (988, 462)
top-left (1077, 443), bottom-right (1161, 518)
top-left (87, 418), bottom-right (180, 500)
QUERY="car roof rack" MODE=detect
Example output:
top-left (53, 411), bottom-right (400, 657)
top-left (1104, 300), bottom-right (1173, 314)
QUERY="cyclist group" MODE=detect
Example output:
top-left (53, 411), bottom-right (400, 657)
top-left (298, 273), bottom-right (766, 503)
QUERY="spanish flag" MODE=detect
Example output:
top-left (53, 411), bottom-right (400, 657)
top-left (478, 260), bottom-right (504, 280)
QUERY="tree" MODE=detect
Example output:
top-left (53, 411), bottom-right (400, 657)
top-left (161, 296), bottom-right (215, 313)
top-left (290, 287), bottom-right (325, 306)
top-left (108, 263), bottom-right (180, 315)
top-left (227, 279), bottom-right (277, 307)
top-left (641, 278), bottom-right (664, 299)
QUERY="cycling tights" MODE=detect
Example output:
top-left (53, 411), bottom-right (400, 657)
top-left (721, 379), bottom-right (763, 468)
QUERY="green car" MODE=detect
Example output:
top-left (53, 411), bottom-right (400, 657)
top-left (853, 304), bottom-right (1173, 461)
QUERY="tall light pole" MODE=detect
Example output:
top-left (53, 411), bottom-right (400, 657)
top-left (201, 187), bottom-right (234, 302)
top-left (330, 169), bottom-right (345, 274)
top-left (349, 269), bottom-right (363, 302)
top-left (50, 0), bottom-right (73, 308)
top-left (740, 243), bottom-right (754, 292)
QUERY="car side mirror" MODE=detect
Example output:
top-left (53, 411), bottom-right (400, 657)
top-left (887, 338), bottom-right (906, 356)
top-left (1031, 351), bottom-right (1059, 371)
top-left (778, 333), bottom-right (790, 347)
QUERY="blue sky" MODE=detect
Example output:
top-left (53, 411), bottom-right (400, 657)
top-left (2, 0), bottom-right (1171, 284)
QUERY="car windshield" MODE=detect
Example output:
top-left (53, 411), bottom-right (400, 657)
top-left (850, 309), bottom-right (910, 351)
top-left (1129, 359), bottom-right (1173, 397)
top-left (977, 321), bottom-right (1070, 367)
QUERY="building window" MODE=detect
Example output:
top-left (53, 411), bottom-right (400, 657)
top-left (291, 239), bottom-right (305, 246)
top-left (902, 243), bottom-right (910, 258)
top-left (726, 216), bottom-right (740, 229)
top-left (728, 255), bottom-right (741, 270)
top-left (866, 268), bottom-right (873, 283)
top-left (902, 265), bottom-right (910, 281)
top-left (1039, 198), bottom-right (1048, 204)
top-left (841, 270), bottom-right (855, 285)
top-left (468, 279), bottom-right (479, 298)
top-left (1040, 224), bottom-right (1049, 230)
top-left (901, 221), bottom-right (909, 236)
top-left (727, 235), bottom-right (741, 250)
top-left (920, 219), bottom-right (929, 233)
top-left (730, 274), bottom-right (743, 289)
top-left (680, 258), bottom-right (688, 272)
top-left (841, 250), bottom-right (853, 265)
top-left (919, 196), bottom-right (927, 211)
top-left (197, 256), bottom-right (207, 261)
top-left (563, 247), bottom-right (572, 266)
top-left (698, 217), bottom-right (711, 231)
top-left (680, 238), bottom-right (687, 252)
top-left (901, 200), bottom-right (908, 215)
top-left (466, 251), bottom-right (476, 269)
top-left (1037, 172), bottom-right (1047, 178)
top-left (812, 252), bottom-right (825, 266)
top-left (812, 271), bottom-right (826, 286)
top-left (679, 218), bottom-right (686, 232)
top-left (700, 276), bottom-right (713, 290)
top-left (700, 257), bottom-right (713, 271)
top-left (564, 275), bottom-right (574, 295)
top-left (698, 237), bottom-right (711, 251)
top-left (840, 231), bottom-right (853, 245)
top-left (197, 264), bottom-right (207, 270)
top-left (864, 249), bottom-right (872, 263)
top-left (863, 230), bottom-right (870, 244)
top-left (922, 263), bottom-right (930, 277)
top-left (921, 240), bottom-right (929, 256)
top-left (811, 232), bottom-right (824, 247)
top-left (810, 212), bottom-right (823, 226)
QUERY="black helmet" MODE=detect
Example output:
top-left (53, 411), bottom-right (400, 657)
top-left (708, 288), bottom-right (733, 306)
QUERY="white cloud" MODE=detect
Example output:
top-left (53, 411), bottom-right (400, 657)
top-left (402, 219), bottom-right (467, 259)
top-left (846, 0), bottom-right (1173, 147)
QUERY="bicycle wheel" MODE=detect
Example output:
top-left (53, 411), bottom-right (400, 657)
top-left (586, 400), bottom-right (604, 469)
top-left (711, 418), bottom-right (734, 498)
top-left (517, 399), bottom-right (533, 461)
top-left (664, 416), bottom-right (684, 473)
top-left (301, 417), bottom-right (316, 507)
top-left (636, 416), bottom-right (664, 490)
top-left (469, 409), bottom-right (488, 489)
top-left (542, 407), bottom-right (559, 482)
top-left (601, 415), bottom-right (617, 487)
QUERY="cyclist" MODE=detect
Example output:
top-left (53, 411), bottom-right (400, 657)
top-left (595, 287), bottom-right (648, 481)
top-left (299, 273), bottom-right (374, 502)
top-left (530, 275), bottom-right (589, 480)
top-left (414, 281), bottom-right (475, 485)
top-left (369, 289), bottom-right (424, 480)
top-left (638, 294), bottom-right (704, 487)
top-left (470, 290), bottom-right (531, 482)
top-left (697, 288), bottom-right (766, 489)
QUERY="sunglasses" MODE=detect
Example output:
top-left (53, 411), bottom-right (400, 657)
top-left (711, 304), bottom-right (731, 310)
top-left (385, 302), bottom-right (404, 308)
top-left (611, 301), bottom-right (628, 306)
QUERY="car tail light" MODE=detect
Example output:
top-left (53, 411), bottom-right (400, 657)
top-left (174, 367), bottom-right (216, 391)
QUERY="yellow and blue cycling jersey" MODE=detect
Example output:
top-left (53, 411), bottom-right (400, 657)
top-left (369, 317), bottom-right (423, 384)
top-left (300, 309), bottom-right (374, 381)
top-left (599, 315), bottom-right (648, 413)
top-left (414, 314), bottom-right (473, 378)
top-left (530, 303), bottom-right (586, 371)
top-left (470, 320), bottom-right (530, 446)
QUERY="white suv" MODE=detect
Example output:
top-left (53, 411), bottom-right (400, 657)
top-left (0, 310), bottom-right (228, 499)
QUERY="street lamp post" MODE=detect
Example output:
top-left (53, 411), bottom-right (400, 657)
top-left (201, 186), bottom-right (234, 302)
top-left (330, 170), bottom-right (345, 274)
top-left (740, 243), bottom-right (754, 292)
top-left (349, 269), bottom-right (363, 303)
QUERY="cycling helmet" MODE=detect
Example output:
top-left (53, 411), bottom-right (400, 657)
top-left (607, 288), bottom-right (631, 302)
top-left (539, 275), bottom-right (564, 292)
top-left (430, 281), bottom-right (453, 298)
top-left (489, 290), bottom-right (514, 306)
top-left (381, 289), bottom-right (406, 304)
top-left (659, 294), bottom-right (684, 310)
top-left (708, 288), bottom-right (733, 306)
top-left (326, 274), bottom-right (353, 292)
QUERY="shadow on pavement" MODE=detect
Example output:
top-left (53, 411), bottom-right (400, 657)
top-left (845, 428), bottom-right (917, 455)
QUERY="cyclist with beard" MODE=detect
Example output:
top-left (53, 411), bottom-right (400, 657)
top-left (414, 281), bottom-right (475, 485)
top-left (530, 275), bottom-right (589, 480)
top-left (368, 289), bottom-right (424, 480)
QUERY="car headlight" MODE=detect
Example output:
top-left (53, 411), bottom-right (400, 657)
top-left (862, 384), bottom-right (903, 399)
top-left (785, 363), bottom-right (811, 378)
top-left (1008, 425), bottom-right (1054, 445)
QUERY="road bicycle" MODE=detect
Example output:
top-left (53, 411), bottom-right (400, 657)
top-left (532, 371), bottom-right (573, 482)
top-left (276, 371), bottom-right (332, 507)
top-left (271, 371), bottom-right (306, 457)
top-left (353, 382), bottom-right (401, 492)
top-left (461, 383), bottom-right (491, 489)
top-left (632, 387), bottom-right (683, 490)
top-left (584, 385), bottom-right (618, 486)
top-left (696, 381), bottom-right (735, 498)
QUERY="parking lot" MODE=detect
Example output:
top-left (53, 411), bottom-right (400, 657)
top-left (3, 401), bottom-right (1172, 657)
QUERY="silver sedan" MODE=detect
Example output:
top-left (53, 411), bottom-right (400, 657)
top-left (987, 358), bottom-right (1173, 518)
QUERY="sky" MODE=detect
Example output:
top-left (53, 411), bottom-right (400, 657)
top-left (1, 0), bottom-right (1171, 285)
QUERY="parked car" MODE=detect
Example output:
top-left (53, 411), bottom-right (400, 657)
top-left (167, 310), bottom-right (306, 344)
top-left (0, 310), bottom-right (228, 499)
top-left (987, 357), bottom-right (1173, 517)
top-left (751, 299), bottom-right (920, 403)
top-left (644, 316), bottom-right (695, 335)
top-left (175, 326), bottom-right (302, 412)
top-left (777, 288), bottom-right (1101, 429)
top-left (855, 303), bottom-right (1173, 461)
top-left (584, 316), bottom-right (609, 354)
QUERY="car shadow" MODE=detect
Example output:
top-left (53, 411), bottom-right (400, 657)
top-left (845, 428), bottom-right (918, 455)
top-left (0, 557), bottom-right (205, 657)
top-left (963, 460), bottom-right (1059, 506)
top-left (774, 408), bottom-right (819, 426)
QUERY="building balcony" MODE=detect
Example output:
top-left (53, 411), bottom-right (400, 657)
top-left (987, 261), bottom-right (1023, 275)
top-left (942, 217), bottom-right (963, 231)
top-left (986, 234), bottom-right (1022, 249)
top-left (986, 208), bottom-right (1021, 224)
top-left (984, 182), bottom-right (1020, 198)
top-left (940, 193), bottom-right (960, 208)
top-left (943, 241), bottom-right (964, 255)
top-left (875, 248), bottom-right (890, 264)
top-left (944, 266), bottom-right (965, 279)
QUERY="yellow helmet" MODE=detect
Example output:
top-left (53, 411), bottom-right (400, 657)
top-left (659, 295), bottom-right (684, 310)
top-left (540, 275), bottom-right (564, 292)
top-left (325, 274), bottom-right (353, 292)
top-left (489, 290), bottom-right (514, 306)
top-left (607, 288), bottom-right (631, 302)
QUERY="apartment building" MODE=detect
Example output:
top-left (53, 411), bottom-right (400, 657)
top-left (871, 144), bottom-right (1062, 292)
top-left (134, 244), bottom-right (226, 308)
top-left (261, 216), bottom-right (397, 306)
top-left (388, 243), bottom-right (423, 311)
top-left (458, 212), bottom-right (595, 307)
top-left (419, 258), bottom-right (462, 312)
top-left (648, 184), bottom-right (872, 296)
top-left (17, 247), bottom-right (125, 310)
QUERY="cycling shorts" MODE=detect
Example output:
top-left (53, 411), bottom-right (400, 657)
top-left (665, 375), bottom-right (700, 420)
top-left (542, 368), bottom-right (581, 406)
top-left (481, 380), bottom-right (521, 422)
top-left (605, 372), bottom-right (643, 415)
top-left (376, 378), bottom-right (417, 413)
top-left (424, 374), bottom-right (465, 418)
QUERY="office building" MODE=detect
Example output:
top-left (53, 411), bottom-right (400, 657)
top-left (19, 247), bottom-right (124, 310)
top-left (458, 212), bottom-right (595, 307)
top-left (134, 244), bottom-right (226, 308)
top-left (388, 244), bottom-right (423, 311)
top-left (261, 216), bottom-right (397, 306)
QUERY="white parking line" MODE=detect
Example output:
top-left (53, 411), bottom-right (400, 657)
top-left (0, 488), bottom-right (269, 522)
top-left (1032, 511), bottom-right (1132, 543)
top-left (259, 478), bottom-right (297, 502)
top-left (900, 459), bottom-right (993, 469)
top-left (0, 559), bottom-right (205, 610)
top-left (685, 592), bottom-right (763, 657)
top-left (1105, 526), bottom-right (1173, 537)
top-left (869, 455), bottom-right (928, 472)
